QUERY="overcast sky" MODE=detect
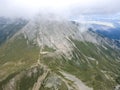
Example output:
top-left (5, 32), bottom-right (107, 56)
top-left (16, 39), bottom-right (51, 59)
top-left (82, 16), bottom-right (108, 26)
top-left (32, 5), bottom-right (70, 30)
top-left (0, 0), bottom-right (120, 18)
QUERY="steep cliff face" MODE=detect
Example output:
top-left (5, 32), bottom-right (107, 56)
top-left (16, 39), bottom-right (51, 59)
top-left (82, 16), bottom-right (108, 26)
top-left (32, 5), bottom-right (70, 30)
top-left (0, 15), bottom-right (120, 90)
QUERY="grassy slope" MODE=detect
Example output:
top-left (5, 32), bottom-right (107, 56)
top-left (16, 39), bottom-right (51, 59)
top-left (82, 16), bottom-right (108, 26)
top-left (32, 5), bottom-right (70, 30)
top-left (0, 34), bottom-right (120, 90)
top-left (41, 39), bottom-right (120, 90)
top-left (0, 34), bottom-right (40, 81)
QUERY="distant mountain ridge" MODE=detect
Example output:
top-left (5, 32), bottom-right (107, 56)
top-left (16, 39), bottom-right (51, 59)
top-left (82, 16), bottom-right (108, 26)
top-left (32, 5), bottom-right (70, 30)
top-left (72, 19), bottom-right (120, 48)
top-left (0, 17), bottom-right (28, 45)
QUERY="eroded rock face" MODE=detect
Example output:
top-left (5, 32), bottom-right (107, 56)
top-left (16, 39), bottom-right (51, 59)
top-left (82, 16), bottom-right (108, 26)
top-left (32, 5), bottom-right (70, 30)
top-left (115, 85), bottom-right (120, 90)
top-left (13, 15), bottom-right (111, 57)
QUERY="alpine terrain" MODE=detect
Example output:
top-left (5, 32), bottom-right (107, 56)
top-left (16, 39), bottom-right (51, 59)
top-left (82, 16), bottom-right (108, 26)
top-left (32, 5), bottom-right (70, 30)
top-left (0, 14), bottom-right (120, 90)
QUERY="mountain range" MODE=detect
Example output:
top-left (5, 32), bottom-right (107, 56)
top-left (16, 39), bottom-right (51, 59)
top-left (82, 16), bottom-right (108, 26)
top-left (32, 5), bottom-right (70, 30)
top-left (0, 14), bottom-right (120, 90)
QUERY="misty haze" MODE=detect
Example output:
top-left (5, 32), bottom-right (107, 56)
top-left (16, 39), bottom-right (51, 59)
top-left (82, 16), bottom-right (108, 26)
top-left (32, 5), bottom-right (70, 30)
top-left (0, 0), bottom-right (120, 90)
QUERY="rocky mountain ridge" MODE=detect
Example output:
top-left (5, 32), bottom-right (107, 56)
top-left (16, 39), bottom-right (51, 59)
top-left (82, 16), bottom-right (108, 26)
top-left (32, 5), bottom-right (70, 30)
top-left (0, 15), bottom-right (120, 90)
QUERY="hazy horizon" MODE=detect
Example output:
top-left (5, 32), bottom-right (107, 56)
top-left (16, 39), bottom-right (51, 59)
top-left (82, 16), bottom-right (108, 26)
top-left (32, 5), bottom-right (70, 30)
top-left (0, 0), bottom-right (120, 19)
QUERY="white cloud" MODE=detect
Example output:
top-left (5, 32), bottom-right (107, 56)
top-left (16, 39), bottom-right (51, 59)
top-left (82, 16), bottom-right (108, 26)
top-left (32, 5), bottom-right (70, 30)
top-left (80, 21), bottom-right (115, 28)
top-left (0, 0), bottom-right (120, 18)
